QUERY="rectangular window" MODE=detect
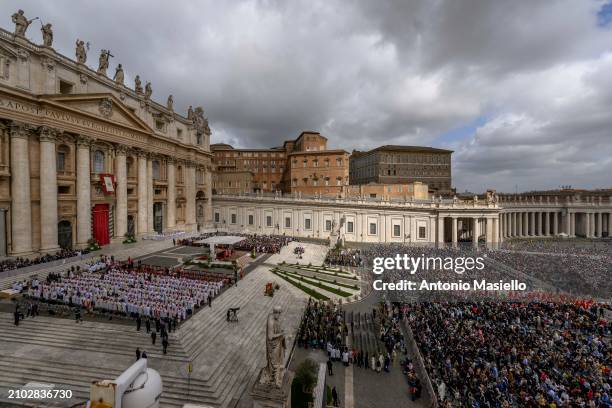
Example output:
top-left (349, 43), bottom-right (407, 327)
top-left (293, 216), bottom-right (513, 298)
top-left (214, 212), bottom-right (220, 223)
top-left (248, 214), bottom-right (254, 225)
top-left (285, 217), bottom-right (291, 228)
top-left (266, 215), bottom-right (272, 227)
top-left (56, 152), bottom-right (66, 172)
top-left (231, 213), bottom-right (237, 224)
top-left (369, 222), bottom-right (377, 235)
top-left (59, 80), bottom-right (73, 95)
top-left (347, 221), bottom-right (354, 233)
top-left (325, 220), bottom-right (332, 231)
top-left (419, 226), bottom-right (426, 239)
top-left (304, 218), bottom-right (311, 230)
top-left (393, 224), bottom-right (401, 237)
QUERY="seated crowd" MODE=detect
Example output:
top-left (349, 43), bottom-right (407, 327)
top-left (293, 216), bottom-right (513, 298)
top-left (24, 258), bottom-right (223, 322)
top-left (407, 301), bottom-right (610, 407)
top-left (325, 248), bottom-right (364, 267)
top-left (177, 232), bottom-right (294, 254)
top-left (1, 248), bottom-right (89, 272)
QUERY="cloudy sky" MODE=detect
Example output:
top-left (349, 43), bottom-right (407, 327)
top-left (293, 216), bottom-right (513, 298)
top-left (2, 0), bottom-right (612, 193)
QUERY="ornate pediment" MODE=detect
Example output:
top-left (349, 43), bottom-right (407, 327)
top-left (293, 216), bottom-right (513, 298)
top-left (40, 93), bottom-right (153, 133)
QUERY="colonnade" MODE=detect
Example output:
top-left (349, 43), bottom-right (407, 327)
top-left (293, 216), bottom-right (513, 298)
top-left (499, 210), bottom-right (612, 239)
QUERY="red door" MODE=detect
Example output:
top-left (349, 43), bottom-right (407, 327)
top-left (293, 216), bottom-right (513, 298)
top-left (92, 204), bottom-right (110, 246)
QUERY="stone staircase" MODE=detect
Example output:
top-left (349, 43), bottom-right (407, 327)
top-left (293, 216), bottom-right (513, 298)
top-left (0, 265), bottom-right (308, 408)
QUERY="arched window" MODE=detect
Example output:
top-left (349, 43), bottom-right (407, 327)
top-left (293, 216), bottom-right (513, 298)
top-left (93, 150), bottom-right (105, 173)
top-left (152, 160), bottom-right (160, 180)
top-left (198, 205), bottom-right (204, 217)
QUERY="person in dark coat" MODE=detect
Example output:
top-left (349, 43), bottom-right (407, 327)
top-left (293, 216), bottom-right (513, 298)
top-left (327, 358), bottom-right (333, 376)
top-left (332, 386), bottom-right (339, 407)
top-left (136, 347), bottom-right (141, 360)
top-left (151, 330), bottom-right (157, 345)
top-left (141, 351), bottom-right (147, 359)
top-left (162, 338), bottom-right (168, 355)
top-left (136, 315), bottom-right (142, 331)
top-left (145, 318), bottom-right (151, 333)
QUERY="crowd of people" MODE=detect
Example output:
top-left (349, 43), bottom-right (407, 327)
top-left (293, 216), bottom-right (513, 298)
top-left (502, 238), bottom-right (612, 258)
top-left (325, 248), bottom-right (364, 267)
top-left (177, 232), bottom-right (295, 254)
top-left (24, 258), bottom-right (223, 323)
top-left (407, 301), bottom-right (610, 407)
top-left (0, 248), bottom-right (89, 272)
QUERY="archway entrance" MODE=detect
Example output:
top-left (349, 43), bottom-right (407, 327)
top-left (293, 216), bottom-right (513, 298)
top-left (58, 220), bottom-right (72, 249)
top-left (153, 202), bottom-right (164, 234)
top-left (92, 204), bottom-right (110, 245)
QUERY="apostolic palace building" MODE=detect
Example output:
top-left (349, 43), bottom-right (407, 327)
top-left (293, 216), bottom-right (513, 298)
top-left (1, 10), bottom-right (612, 258)
top-left (0, 14), bottom-right (212, 257)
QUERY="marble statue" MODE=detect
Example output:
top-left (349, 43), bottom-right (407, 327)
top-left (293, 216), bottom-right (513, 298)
top-left (114, 64), bottom-right (124, 85)
top-left (259, 306), bottom-right (286, 388)
top-left (167, 95), bottom-right (174, 111)
top-left (41, 23), bottom-right (53, 47)
top-left (144, 82), bottom-right (152, 99)
top-left (187, 105), bottom-right (194, 121)
top-left (12, 10), bottom-right (36, 37)
top-left (98, 49), bottom-right (112, 76)
top-left (75, 39), bottom-right (87, 64)
top-left (134, 75), bottom-right (143, 94)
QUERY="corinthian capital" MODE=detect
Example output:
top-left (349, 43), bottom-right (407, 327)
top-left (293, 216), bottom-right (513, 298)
top-left (76, 135), bottom-right (92, 147)
top-left (115, 144), bottom-right (129, 155)
top-left (9, 122), bottom-right (32, 139)
top-left (38, 126), bottom-right (59, 142)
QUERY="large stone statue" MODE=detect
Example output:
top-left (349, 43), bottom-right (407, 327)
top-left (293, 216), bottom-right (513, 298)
top-left (134, 75), bottom-right (143, 94)
top-left (12, 10), bottom-right (36, 37)
top-left (98, 49), bottom-right (112, 76)
top-left (167, 95), bottom-right (174, 111)
top-left (75, 39), bottom-right (87, 64)
top-left (114, 64), bottom-right (124, 85)
top-left (41, 23), bottom-right (53, 47)
top-left (193, 106), bottom-right (210, 134)
top-left (259, 306), bottom-right (286, 388)
top-left (144, 82), bottom-right (152, 99)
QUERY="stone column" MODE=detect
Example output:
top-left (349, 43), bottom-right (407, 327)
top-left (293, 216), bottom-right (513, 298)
top-left (517, 213), bottom-right (522, 236)
top-left (537, 212), bottom-right (542, 236)
top-left (137, 152), bottom-right (148, 235)
top-left (147, 158), bottom-right (154, 233)
top-left (472, 217), bottom-right (478, 246)
top-left (596, 212), bottom-right (602, 238)
top-left (553, 212), bottom-right (559, 236)
top-left (512, 212), bottom-right (516, 237)
top-left (9, 123), bottom-right (33, 255)
top-left (529, 212), bottom-right (535, 236)
top-left (185, 163), bottom-right (197, 231)
top-left (39, 127), bottom-right (59, 253)
top-left (115, 146), bottom-right (128, 238)
top-left (205, 167), bottom-right (213, 223)
top-left (608, 212), bottom-right (612, 238)
top-left (485, 217), bottom-right (493, 244)
top-left (166, 159), bottom-right (176, 230)
top-left (437, 215), bottom-right (444, 246)
top-left (523, 212), bottom-right (528, 236)
top-left (76, 136), bottom-right (92, 247)
top-left (492, 217), bottom-right (499, 244)
top-left (570, 212), bottom-right (575, 236)
top-left (585, 213), bottom-right (591, 238)
top-left (452, 217), bottom-right (458, 247)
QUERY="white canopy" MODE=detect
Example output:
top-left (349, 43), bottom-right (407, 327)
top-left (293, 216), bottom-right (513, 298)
top-left (194, 236), bottom-right (245, 246)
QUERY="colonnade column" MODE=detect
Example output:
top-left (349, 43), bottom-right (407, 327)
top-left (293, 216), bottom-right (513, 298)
top-left (76, 136), bottom-right (92, 247)
top-left (137, 151), bottom-right (148, 235)
top-left (529, 212), bottom-right (535, 236)
top-left (512, 212), bottom-right (517, 237)
top-left (147, 158), bottom-right (154, 233)
top-left (553, 212), bottom-right (559, 236)
top-left (472, 217), bottom-right (479, 246)
top-left (205, 167), bottom-right (213, 223)
top-left (544, 212), bottom-right (550, 236)
top-left (452, 217), bottom-right (458, 247)
top-left (9, 123), bottom-right (33, 255)
top-left (585, 213), bottom-right (591, 238)
top-left (115, 146), bottom-right (128, 238)
top-left (39, 127), bottom-right (59, 252)
top-left (166, 159), bottom-right (176, 230)
top-left (570, 212), bottom-right (575, 236)
top-left (608, 212), bottom-right (612, 238)
top-left (437, 215), bottom-right (445, 246)
top-left (596, 212), bottom-right (602, 238)
top-left (492, 217), bottom-right (499, 244)
top-left (185, 163), bottom-right (197, 231)
top-left (537, 212), bottom-right (542, 235)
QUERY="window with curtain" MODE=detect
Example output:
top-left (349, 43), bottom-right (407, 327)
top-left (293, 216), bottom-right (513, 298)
top-left (93, 150), bottom-right (105, 173)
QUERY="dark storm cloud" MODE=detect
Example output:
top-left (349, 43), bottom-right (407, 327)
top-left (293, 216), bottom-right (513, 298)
top-left (1, 0), bottom-right (611, 192)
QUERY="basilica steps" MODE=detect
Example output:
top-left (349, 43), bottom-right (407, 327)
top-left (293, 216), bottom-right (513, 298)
top-left (0, 313), bottom-right (189, 361)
